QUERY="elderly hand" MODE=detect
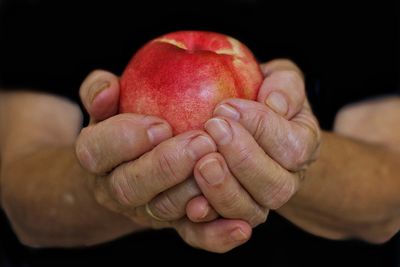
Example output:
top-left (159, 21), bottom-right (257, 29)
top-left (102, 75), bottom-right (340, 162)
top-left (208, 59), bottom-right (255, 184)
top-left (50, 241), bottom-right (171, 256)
top-left (75, 70), bottom-right (252, 253)
top-left (186, 59), bottom-right (321, 227)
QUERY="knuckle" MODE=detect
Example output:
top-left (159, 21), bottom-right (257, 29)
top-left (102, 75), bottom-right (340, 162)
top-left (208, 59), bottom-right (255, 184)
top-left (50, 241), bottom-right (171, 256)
top-left (285, 124), bottom-right (320, 171)
top-left (252, 113), bottom-right (268, 143)
top-left (214, 189), bottom-right (267, 227)
top-left (248, 208), bottom-right (269, 227)
top-left (230, 147), bottom-right (268, 187)
top-left (261, 175), bottom-right (296, 209)
top-left (151, 193), bottom-right (182, 220)
top-left (281, 129), bottom-right (309, 171)
top-left (92, 177), bottom-right (125, 214)
top-left (217, 190), bottom-right (243, 214)
top-left (75, 127), bottom-right (101, 173)
top-left (156, 148), bottom-right (184, 184)
top-left (109, 165), bottom-right (141, 206)
top-left (289, 140), bottom-right (308, 170)
top-left (111, 119), bottom-right (143, 148)
top-left (230, 145), bottom-right (256, 174)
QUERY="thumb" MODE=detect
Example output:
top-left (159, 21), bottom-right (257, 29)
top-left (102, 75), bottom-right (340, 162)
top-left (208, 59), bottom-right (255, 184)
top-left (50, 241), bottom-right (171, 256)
top-left (79, 70), bottom-right (120, 123)
top-left (258, 60), bottom-right (305, 120)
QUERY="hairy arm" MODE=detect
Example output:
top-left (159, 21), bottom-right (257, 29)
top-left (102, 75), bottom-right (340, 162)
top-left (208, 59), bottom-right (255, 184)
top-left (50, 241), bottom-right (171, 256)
top-left (0, 91), bottom-right (141, 247)
top-left (278, 96), bottom-right (400, 243)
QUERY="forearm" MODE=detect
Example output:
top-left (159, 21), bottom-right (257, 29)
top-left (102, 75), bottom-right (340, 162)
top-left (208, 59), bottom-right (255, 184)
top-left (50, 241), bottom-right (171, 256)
top-left (1, 147), bottom-right (145, 247)
top-left (278, 131), bottom-right (400, 243)
top-left (0, 91), bottom-right (145, 247)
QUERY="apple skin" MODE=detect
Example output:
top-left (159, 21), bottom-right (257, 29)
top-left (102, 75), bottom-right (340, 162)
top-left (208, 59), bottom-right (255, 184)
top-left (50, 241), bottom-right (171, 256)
top-left (119, 31), bottom-right (263, 134)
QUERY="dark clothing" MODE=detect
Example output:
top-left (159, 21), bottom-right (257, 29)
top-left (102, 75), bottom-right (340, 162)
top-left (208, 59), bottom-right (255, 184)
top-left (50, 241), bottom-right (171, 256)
top-left (0, 1), bottom-right (399, 266)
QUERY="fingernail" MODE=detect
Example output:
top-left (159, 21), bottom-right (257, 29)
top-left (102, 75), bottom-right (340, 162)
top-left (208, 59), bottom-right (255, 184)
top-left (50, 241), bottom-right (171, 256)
top-left (187, 135), bottom-right (216, 160)
top-left (230, 228), bottom-right (248, 242)
top-left (198, 204), bottom-right (210, 219)
top-left (214, 104), bottom-right (240, 121)
top-left (198, 159), bottom-right (224, 186)
top-left (147, 123), bottom-right (172, 145)
top-left (265, 92), bottom-right (288, 116)
top-left (204, 118), bottom-right (232, 145)
top-left (89, 81), bottom-right (110, 104)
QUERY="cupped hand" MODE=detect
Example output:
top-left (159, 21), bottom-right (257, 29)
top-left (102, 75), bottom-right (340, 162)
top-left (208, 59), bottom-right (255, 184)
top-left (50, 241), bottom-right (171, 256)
top-left (75, 70), bottom-right (251, 253)
top-left (186, 59), bottom-right (321, 226)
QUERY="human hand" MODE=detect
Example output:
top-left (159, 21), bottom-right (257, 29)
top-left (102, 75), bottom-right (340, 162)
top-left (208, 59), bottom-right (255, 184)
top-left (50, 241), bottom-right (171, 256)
top-left (186, 59), bottom-right (321, 226)
top-left (75, 70), bottom-right (252, 252)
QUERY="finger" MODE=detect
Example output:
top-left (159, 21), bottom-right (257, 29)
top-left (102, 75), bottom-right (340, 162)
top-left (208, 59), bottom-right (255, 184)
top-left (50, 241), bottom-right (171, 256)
top-left (146, 178), bottom-right (201, 221)
top-left (127, 204), bottom-right (173, 229)
top-left (205, 117), bottom-right (299, 209)
top-left (213, 98), bottom-right (320, 171)
top-left (79, 70), bottom-right (120, 122)
top-left (193, 153), bottom-right (268, 227)
top-left (76, 113), bottom-right (172, 174)
top-left (107, 131), bottom-right (216, 207)
top-left (260, 59), bottom-right (303, 77)
top-left (173, 218), bottom-right (252, 253)
top-left (258, 60), bottom-right (305, 119)
top-left (186, 195), bottom-right (219, 223)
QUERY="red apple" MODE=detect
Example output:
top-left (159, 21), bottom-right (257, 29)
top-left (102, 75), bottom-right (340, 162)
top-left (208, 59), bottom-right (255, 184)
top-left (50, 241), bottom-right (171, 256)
top-left (119, 31), bottom-right (263, 134)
